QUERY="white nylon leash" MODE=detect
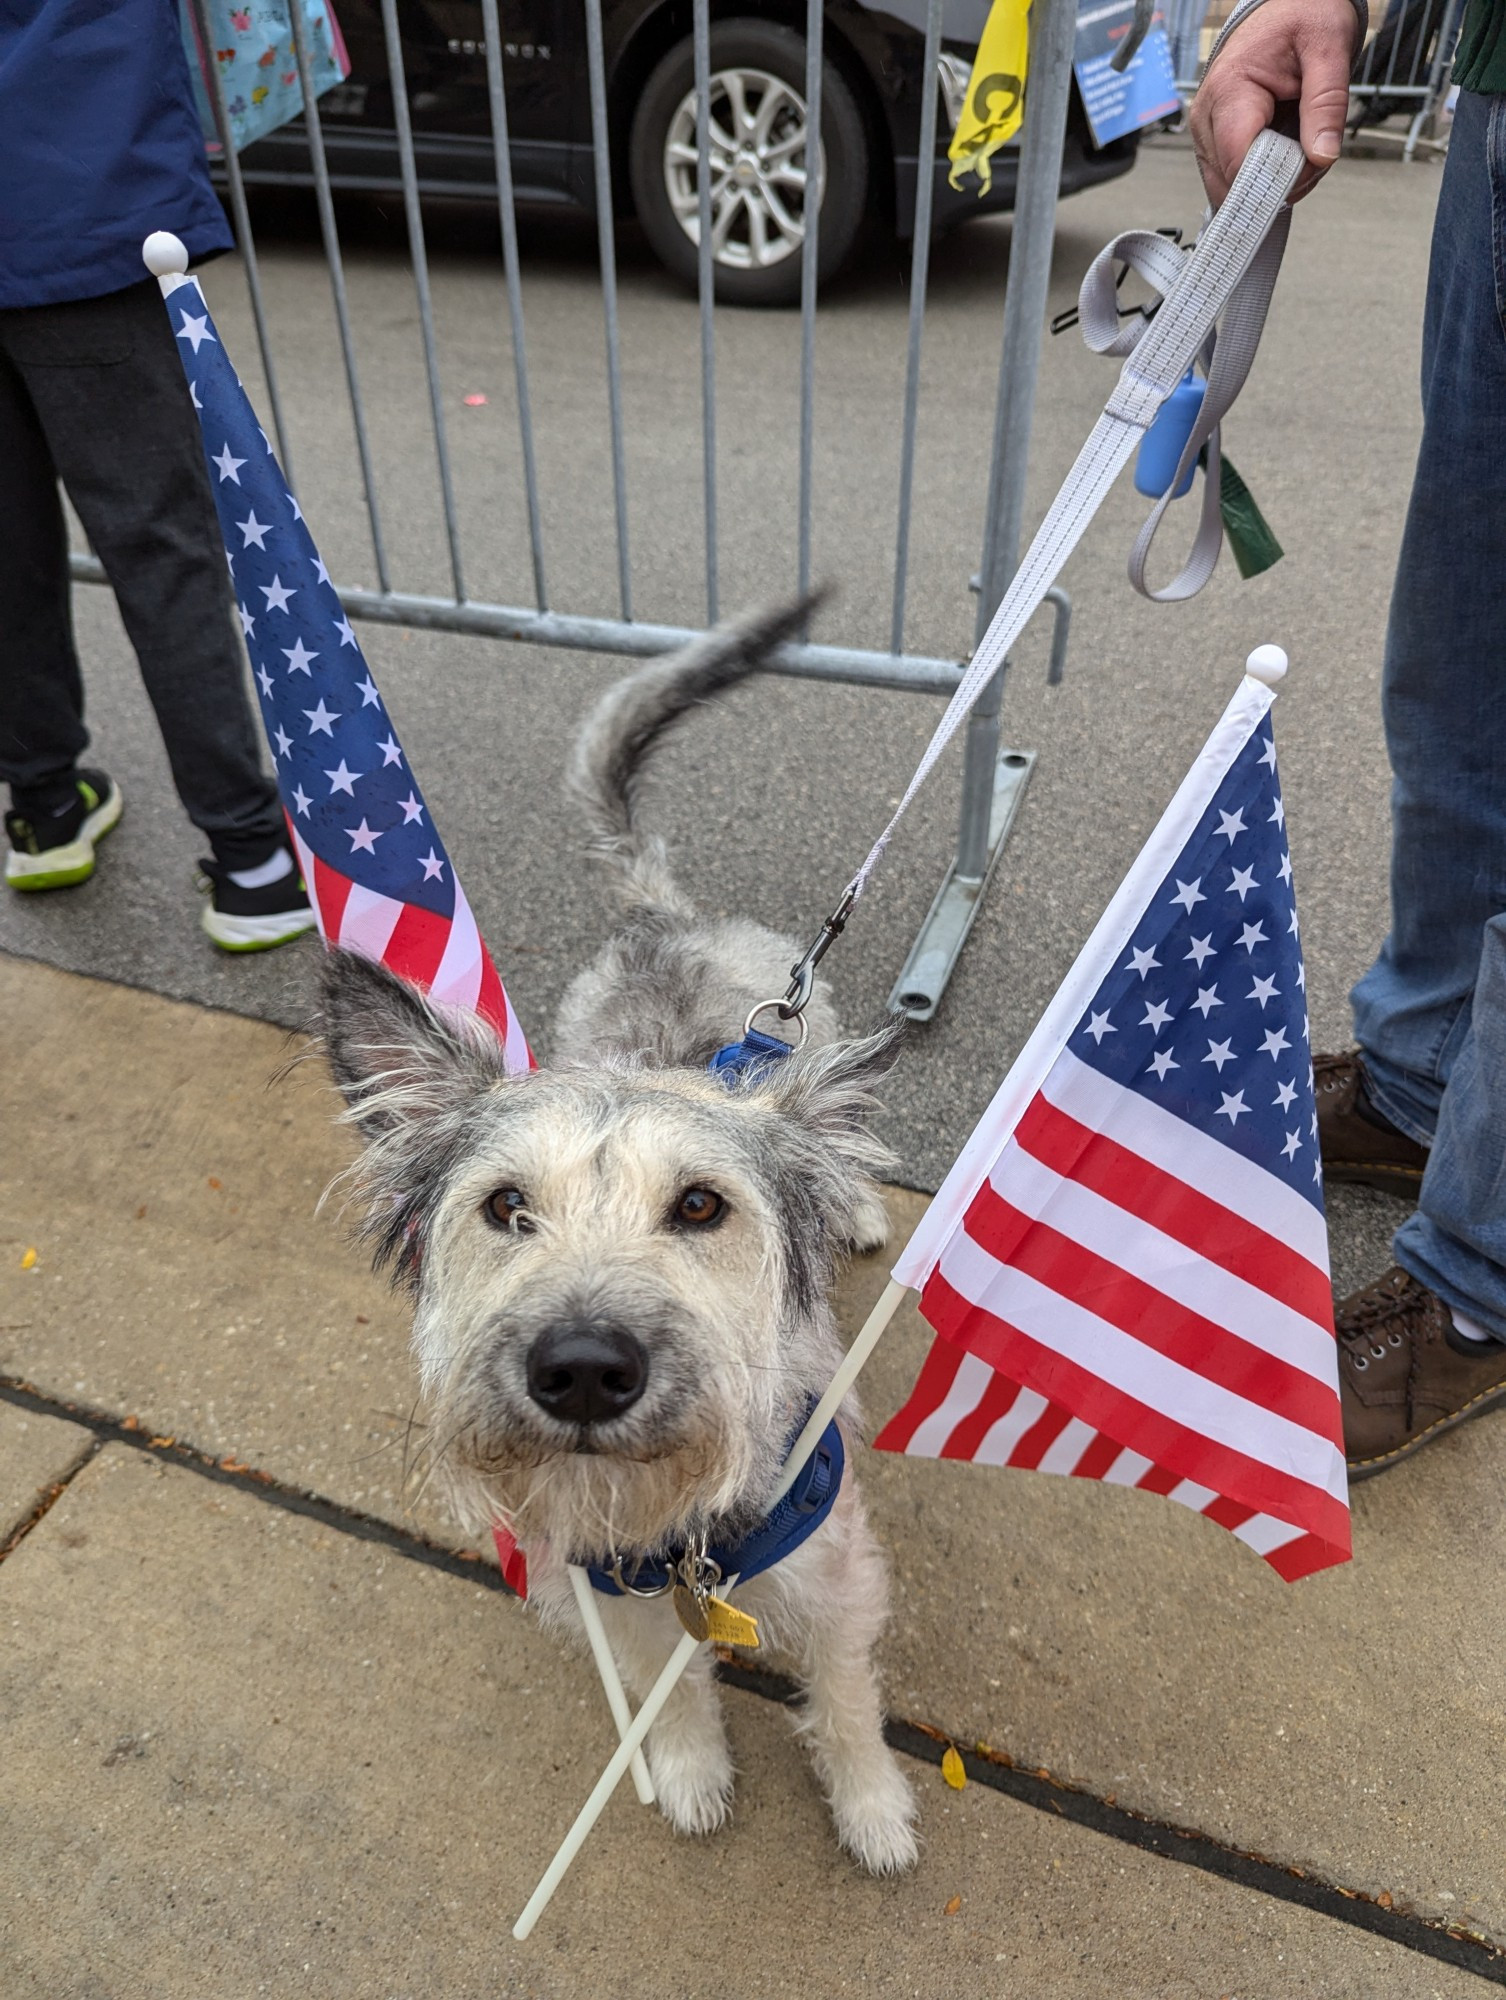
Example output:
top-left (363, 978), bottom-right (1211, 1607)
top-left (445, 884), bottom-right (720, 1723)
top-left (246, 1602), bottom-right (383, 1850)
top-left (842, 127), bottom-right (1305, 906)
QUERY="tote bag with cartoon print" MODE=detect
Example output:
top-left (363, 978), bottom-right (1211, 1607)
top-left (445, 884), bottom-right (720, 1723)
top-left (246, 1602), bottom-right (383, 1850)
top-left (180, 0), bottom-right (350, 154)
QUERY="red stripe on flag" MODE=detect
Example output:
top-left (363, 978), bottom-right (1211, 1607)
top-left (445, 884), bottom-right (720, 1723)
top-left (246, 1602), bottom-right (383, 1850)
top-left (1001, 1399), bottom-right (1075, 1471)
top-left (1135, 1462), bottom-right (1182, 1497)
top-left (963, 1185), bottom-right (1344, 1448)
top-left (380, 901), bottom-right (454, 992)
top-left (921, 1269), bottom-right (1351, 1557)
top-left (872, 1339), bottom-right (973, 1454)
top-left (940, 1370), bottom-right (1031, 1460)
top-left (1201, 1494), bottom-right (1257, 1532)
top-left (475, 953), bottom-right (518, 1055)
top-left (1015, 1095), bottom-right (1333, 1329)
top-left (311, 852), bottom-right (354, 942)
top-left (1261, 1531), bottom-right (1339, 1582)
top-left (1070, 1430), bottom-right (1127, 1480)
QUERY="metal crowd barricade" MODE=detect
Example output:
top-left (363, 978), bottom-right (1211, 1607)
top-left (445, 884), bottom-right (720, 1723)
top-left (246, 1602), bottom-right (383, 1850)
top-left (72, 0), bottom-right (1086, 1021)
top-left (1170, 0), bottom-right (1465, 162)
top-left (1347, 0), bottom-right (1465, 160)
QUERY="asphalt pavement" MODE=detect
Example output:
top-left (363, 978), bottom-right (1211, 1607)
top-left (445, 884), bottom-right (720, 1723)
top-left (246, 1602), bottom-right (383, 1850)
top-left (1, 137), bottom-right (1437, 1200)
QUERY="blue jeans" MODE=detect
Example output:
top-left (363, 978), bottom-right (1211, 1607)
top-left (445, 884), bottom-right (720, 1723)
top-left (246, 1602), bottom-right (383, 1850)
top-left (1350, 89), bottom-right (1506, 1339)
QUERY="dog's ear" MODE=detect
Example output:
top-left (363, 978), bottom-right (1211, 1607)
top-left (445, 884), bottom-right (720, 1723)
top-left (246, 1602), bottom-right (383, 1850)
top-left (750, 1020), bottom-right (903, 1180)
top-left (317, 951), bottom-right (520, 1292)
top-left (318, 948), bottom-right (511, 1141)
top-left (739, 1023), bottom-right (902, 1310)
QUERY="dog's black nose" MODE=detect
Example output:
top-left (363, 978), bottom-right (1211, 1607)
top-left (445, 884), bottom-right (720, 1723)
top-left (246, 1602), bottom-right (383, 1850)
top-left (526, 1324), bottom-right (648, 1425)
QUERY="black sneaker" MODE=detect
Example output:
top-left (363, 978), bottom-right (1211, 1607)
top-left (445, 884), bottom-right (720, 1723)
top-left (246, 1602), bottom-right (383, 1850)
top-left (196, 849), bottom-right (317, 953)
top-left (5, 769), bottom-right (123, 891)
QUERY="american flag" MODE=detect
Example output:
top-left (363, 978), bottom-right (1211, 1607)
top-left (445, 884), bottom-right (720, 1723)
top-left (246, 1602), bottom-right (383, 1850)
top-left (875, 668), bottom-right (1350, 1580)
top-left (164, 281), bottom-right (531, 1070)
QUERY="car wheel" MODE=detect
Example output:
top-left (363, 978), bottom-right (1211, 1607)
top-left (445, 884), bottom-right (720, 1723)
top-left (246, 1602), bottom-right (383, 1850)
top-left (629, 20), bottom-right (871, 307)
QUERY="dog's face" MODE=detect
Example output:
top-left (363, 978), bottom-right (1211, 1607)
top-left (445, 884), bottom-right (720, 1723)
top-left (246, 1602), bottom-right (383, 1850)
top-left (319, 952), bottom-right (895, 1561)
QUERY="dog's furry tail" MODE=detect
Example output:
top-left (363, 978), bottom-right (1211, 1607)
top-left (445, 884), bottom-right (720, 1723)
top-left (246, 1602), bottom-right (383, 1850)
top-left (568, 593), bottom-right (823, 917)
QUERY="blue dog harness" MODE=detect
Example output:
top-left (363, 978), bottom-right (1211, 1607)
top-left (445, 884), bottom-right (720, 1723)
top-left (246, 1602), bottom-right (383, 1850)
top-left (587, 1022), bottom-right (843, 1601)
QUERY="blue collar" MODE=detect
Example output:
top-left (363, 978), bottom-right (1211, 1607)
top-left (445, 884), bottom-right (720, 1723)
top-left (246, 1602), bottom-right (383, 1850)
top-left (586, 1397), bottom-right (845, 1597)
top-left (707, 1027), bottom-right (795, 1081)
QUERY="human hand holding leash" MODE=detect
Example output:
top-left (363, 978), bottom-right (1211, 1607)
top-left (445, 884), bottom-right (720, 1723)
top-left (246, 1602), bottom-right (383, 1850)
top-left (1191, 0), bottom-right (1368, 207)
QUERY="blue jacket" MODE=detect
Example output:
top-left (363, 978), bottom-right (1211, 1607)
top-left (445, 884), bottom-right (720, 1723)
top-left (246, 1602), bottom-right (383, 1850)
top-left (0, 0), bottom-right (232, 309)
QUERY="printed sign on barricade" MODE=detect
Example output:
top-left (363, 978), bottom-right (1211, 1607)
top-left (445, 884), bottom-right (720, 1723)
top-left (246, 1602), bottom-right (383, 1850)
top-left (1074, 0), bottom-right (1181, 144)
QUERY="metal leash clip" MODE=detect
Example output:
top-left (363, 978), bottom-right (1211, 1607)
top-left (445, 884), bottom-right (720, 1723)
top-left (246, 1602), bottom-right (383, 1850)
top-left (778, 882), bottom-right (858, 1021)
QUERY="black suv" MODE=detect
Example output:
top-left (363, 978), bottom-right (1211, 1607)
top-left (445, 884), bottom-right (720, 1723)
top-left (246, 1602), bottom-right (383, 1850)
top-left (241, 0), bottom-right (1140, 304)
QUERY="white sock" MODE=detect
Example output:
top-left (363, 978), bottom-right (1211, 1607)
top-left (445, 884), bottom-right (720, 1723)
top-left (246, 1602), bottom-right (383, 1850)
top-left (1451, 1309), bottom-right (1501, 1351)
top-left (228, 846), bottom-right (294, 890)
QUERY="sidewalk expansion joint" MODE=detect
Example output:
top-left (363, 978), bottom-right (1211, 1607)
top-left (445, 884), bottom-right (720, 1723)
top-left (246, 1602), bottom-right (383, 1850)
top-left (717, 1661), bottom-right (1505, 1987)
top-left (0, 1431), bottom-right (103, 1565)
top-left (0, 1374), bottom-right (504, 1592)
top-left (4, 1372), bottom-right (1501, 1986)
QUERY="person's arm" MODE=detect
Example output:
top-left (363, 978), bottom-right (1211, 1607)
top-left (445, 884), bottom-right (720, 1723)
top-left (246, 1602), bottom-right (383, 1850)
top-left (1189, 0), bottom-right (1368, 206)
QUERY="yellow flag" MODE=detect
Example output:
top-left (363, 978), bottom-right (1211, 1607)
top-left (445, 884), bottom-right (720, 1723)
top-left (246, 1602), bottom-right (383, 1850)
top-left (947, 0), bottom-right (1031, 195)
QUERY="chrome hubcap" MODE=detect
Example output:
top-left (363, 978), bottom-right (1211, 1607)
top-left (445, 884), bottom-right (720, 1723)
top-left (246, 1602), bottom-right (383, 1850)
top-left (664, 66), bottom-right (823, 271)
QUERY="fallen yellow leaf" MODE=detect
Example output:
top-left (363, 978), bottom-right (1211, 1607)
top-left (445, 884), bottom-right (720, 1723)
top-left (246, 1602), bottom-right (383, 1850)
top-left (944, 1894), bottom-right (962, 1916)
top-left (941, 1746), bottom-right (967, 1790)
top-left (19, 1247), bottom-right (36, 1270)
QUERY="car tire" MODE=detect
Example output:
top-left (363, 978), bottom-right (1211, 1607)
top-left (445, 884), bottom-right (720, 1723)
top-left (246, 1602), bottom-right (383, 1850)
top-left (628, 20), bottom-right (871, 307)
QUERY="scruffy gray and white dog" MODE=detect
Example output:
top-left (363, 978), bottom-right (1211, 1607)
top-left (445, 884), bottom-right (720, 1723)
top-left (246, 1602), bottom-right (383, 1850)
top-left (319, 599), bottom-right (917, 1873)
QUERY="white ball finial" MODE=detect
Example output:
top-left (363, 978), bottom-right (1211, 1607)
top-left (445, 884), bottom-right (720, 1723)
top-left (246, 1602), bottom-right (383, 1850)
top-left (1245, 643), bottom-right (1288, 687)
top-left (142, 231), bottom-right (190, 278)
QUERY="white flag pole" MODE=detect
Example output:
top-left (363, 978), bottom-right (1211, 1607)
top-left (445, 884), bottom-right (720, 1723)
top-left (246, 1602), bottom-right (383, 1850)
top-left (567, 1564), bottom-right (656, 1806)
top-left (513, 1630), bottom-right (701, 1939)
top-left (512, 1273), bottom-right (914, 1937)
top-left (768, 1278), bottom-right (910, 1505)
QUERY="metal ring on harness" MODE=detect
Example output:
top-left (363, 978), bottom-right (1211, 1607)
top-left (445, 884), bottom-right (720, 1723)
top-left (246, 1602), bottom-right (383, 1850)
top-left (602, 1553), bottom-right (676, 1599)
top-left (742, 998), bottom-right (809, 1048)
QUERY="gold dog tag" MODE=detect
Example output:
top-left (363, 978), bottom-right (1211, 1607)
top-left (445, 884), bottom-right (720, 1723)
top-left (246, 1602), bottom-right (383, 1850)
top-left (671, 1582), bottom-right (709, 1642)
top-left (703, 1596), bottom-right (760, 1650)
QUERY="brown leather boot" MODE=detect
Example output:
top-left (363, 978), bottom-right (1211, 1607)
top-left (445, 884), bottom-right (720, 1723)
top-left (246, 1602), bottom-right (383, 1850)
top-left (1315, 1051), bottom-right (1429, 1196)
top-left (1338, 1266), bottom-right (1506, 1480)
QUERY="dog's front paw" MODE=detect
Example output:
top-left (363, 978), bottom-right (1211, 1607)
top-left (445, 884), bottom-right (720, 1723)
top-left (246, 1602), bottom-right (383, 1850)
top-left (847, 1192), bottom-right (891, 1258)
top-left (831, 1754), bottom-right (918, 1876)
top-left (649, 1735), bottom-right (735, 1839)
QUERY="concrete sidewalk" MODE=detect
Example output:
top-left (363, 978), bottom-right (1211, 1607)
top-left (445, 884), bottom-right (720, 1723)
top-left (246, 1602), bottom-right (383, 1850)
top-left (3, 954), bottom-right (1502, 1997)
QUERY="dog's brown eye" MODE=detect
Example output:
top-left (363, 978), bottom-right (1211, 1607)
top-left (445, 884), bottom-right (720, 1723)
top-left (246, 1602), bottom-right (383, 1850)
top-left (673, 1187), bottom-right (725, 1229)
top-left (487, 1187), bottom-right (534, 1233)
